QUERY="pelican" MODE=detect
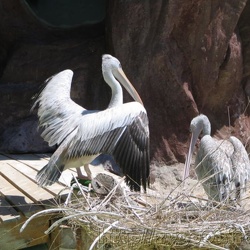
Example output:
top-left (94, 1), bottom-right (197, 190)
top-left (32, 54), bottom-right (150, 191)
top-left (183, 114), bottom-right (250, 203)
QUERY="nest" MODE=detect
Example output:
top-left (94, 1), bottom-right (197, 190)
top-left (21, 173), bottom-right (250, 249)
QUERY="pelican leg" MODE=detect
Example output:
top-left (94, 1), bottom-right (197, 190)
top-left (76, 164), bottom-right (92, 180)
top-left (84, 164), bottom-right (92, 179)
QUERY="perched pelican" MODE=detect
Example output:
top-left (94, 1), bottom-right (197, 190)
top-left (32, 54), bottom-right (150, 191)
top-left (183, 114), bottom-right (250, 203)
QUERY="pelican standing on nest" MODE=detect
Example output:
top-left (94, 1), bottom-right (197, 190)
top-left (183, 114), bottom-right (250, 203)
top-left (32, 55), bottom-right (150, 191)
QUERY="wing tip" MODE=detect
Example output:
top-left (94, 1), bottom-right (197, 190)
top-left (126, 175), bottom-right (149, 192)
top-left (36, 163), bottom-right (63, 187)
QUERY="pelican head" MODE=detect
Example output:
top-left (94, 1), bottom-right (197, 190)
top-left (183, 114), bottom-right (211, 180)
top-left (102, 54), bottom-right (143, 105)
top-left (190, 114), bottom-right (211, 136)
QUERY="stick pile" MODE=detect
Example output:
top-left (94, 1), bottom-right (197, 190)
top-left (21, 173), bottom-right (250, 249)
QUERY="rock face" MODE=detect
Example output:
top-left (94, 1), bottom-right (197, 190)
top-left (107, 0), bottom-right (250, 162)
top-left (1, 0), bottom-right (250, 165)
top-left (0, 0), bottom-right (107, 152)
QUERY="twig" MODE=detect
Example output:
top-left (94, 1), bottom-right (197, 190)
top-left (121, 205), bottom-right (148, 211)
top-left (72, 174), bottom-right (92, 210)
top-left (20, 208), bottom-right (70, 232)
top-left (89, 221), bottom-right (119, 250)
top-left (131, 195), bottom-right (152, 207)
top-left (199, 232), bottom-right (215, 247)
top-left (96, 176), bottom-right (125, 211)
top-left (123, 188), bottom-right (143, 224)
top-left (64, 183), bottom-right (76, 206)
top-left (158, 179), bottom-right (187, 210)
top-left (234, 223), bottom-right (248, 240)
top-left (142, 226), bottom-right (229, 250)
top-left (45, 210), bottom-right (122, 235)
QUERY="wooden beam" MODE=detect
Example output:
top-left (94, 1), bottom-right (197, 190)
top-left (0, 153), bottom-right (77, 187)
top-left (0, 162), bottom-right (56, 206)
top-left (0, 154), bottom-right (70, 196)
top-left (0, 196), bottom-right (20, 223)
top-left (0, 153), bottom-right (78, 249)
top-left (0, 175), bottom-right (43, 217)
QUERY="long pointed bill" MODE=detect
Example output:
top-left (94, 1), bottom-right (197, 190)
top-left (183, 131), bottom-right (199, 180)
top-left (115, 68), bottom-right (143, 105)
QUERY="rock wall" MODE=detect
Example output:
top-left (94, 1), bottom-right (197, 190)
top-left (0, 0), bottom-right (250, 165)
top-left (107, 0), bottom-right (250, 162)
top-left (0, 0), bottom-right (107, 152)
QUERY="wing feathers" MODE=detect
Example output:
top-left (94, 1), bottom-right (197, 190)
top-left (67, 127), bottom-right (125, 158)
top-left (33, 70), bottom-right (150, 191)
top-left (63, 110), bottom-right (149, 191)
top-left (32, 70), bottom-right (85, 147)
top-left (112, 112), bottom-right (149, 191)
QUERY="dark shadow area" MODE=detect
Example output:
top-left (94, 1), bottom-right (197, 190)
top-left (21, 244), bottom-right (48, 250)
top-left (22, 0), bottom-right (106, 27)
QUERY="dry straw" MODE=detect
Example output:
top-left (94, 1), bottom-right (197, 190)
top-left (21, 172), bottom-right (250, 250)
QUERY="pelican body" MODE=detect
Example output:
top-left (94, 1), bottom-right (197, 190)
top-left (32, 55), bottom-right (150, 191)
top-left (184, 114), bottom-right (250, 203)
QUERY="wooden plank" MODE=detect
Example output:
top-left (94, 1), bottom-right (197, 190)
top-left (0, 196), bottom-right (20, 223)
top-left (0, 175), bottom-right (43, 217)
top-left (0, 163), bottom-right (56, 205)
top-left (0, 153), bottom-right (77, 188)
top-left (6, 157), bottom-right (68, 195)
top-left (0, 153), bottom-right (49, 171)
top-left (0, 154), bottom-right (71, 195)
top-left (0, 154), bottom-right (76, 249)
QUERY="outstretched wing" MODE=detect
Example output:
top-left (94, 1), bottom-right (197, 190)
top-left (32, 70), bottom-right (85, 147)
top-left (65, 102), bottom-right (150, 191)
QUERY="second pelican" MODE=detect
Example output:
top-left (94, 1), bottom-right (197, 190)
top-left (183, 114), bottom-right (250, 203)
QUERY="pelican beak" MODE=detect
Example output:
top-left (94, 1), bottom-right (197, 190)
top-left (115, 68), bottom-right (144, 105)
top-left (183, 130), bottom-right (199, 180)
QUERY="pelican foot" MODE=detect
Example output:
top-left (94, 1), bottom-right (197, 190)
top-left (76, 173), bottom-right (92, 180)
